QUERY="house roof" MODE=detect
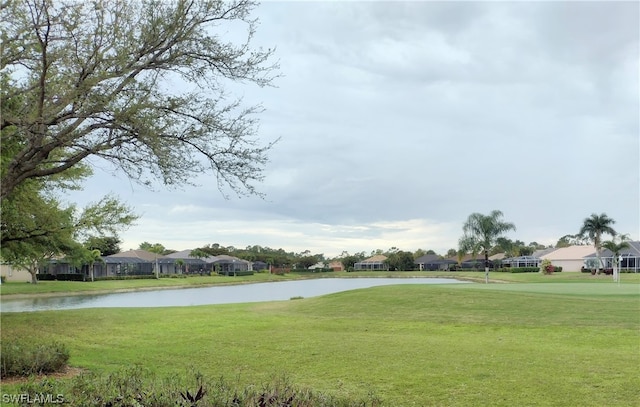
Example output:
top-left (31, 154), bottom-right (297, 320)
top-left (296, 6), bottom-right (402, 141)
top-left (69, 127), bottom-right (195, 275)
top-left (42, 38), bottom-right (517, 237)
top-left (449, 253), bottom-right (485, 263)
top-left (107, 249), bottom-right (158, 262)
top-left (357, 255), bottom-right (387, 264)
top-left (210, 255), bottom-right (250, 265)
top-left (584, 241), bottom-right (640, 258)
top-left (532, 247), bottom-right (558, 258)
top-left (161, 249), bottom-right (215, 264)
top-left (540, 245), bottom-right (595, 260)
top-left (414, 254), bottom-right (441, 264)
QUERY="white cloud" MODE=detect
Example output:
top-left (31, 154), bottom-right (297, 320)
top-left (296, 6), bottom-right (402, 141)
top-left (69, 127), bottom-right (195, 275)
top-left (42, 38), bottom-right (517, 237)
top-left (68, 1), bottom-right (639, 256)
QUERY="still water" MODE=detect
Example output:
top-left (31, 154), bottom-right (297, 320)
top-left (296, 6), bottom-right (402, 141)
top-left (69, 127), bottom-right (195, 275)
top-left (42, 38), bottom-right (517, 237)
top-left (0, 278), bottom-right (468, 313)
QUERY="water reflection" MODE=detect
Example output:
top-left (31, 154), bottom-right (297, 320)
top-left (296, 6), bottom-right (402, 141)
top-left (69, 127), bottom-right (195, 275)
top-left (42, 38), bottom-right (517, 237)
top-left (1, 278), bottom-right (468, 313)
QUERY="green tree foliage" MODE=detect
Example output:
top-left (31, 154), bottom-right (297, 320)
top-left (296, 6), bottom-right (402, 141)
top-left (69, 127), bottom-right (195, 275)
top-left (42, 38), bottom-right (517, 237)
top-left (84, 236), bottom-right (121, 256)
top-left (0, 181), bottom-right (135, 282)
top-left (340, 252), bottom-right (365, 271)
top-left (385, 251), bottom-right (415, 271)
top-left (1, 0), bottom-right (278, 200)
top-left (297, 255), bottom-right (319, 269)
top-left (139, 242), bottom-right (167, 255)
top-left (578, 213), bottom-right (617, 269)
top-left (460, 210), bottom-right (516, 283)
top-left (601, 234), bottom-right (629, 281)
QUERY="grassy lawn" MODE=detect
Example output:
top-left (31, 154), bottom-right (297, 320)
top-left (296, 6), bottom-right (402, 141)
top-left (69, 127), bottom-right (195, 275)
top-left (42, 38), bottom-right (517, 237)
top-left (1, 278), bottom-right (639, 406)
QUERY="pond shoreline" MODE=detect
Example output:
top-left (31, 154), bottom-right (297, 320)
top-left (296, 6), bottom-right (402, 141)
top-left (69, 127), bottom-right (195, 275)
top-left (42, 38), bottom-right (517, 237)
top-left (0, 274), bottom-right (491, 302)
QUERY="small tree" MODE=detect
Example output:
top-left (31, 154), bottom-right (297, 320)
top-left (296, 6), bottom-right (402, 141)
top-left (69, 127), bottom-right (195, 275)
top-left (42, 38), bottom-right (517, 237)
top-left (86, 249), bottom-right (102, 282)
top-left (578, 213), bottom-right (617, 271)
top-left (175, 259), bottom-right (185, 275)
top-left (602, 234), bottom-right (630, 282)
top-left (461, 210), bottom-right (516, 283)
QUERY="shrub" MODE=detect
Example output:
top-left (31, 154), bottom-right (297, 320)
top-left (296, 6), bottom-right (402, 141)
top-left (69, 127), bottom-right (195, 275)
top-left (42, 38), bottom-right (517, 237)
top-left (94, 275), bottom-right (157, 281)
top-left (16, 366), bottom-right (382, 406)
top-left (0, 275), bottom-right (5, 283)
top-left (217, 270), bottom-right (254, 277)
top-left (1, 341), bottom-right (69, 378)
top-left (539, 259), bottom-right (555, 274)
top-left (509, 267), bottom-right (540, 273)
top-left (36, 273), bottom-right (86, 281)
top-left (160, 274), bottom-right (188, 279)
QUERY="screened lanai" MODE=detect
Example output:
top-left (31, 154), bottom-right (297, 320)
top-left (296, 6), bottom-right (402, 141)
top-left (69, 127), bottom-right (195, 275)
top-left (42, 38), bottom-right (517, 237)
top-left (354, 255), bottom-right (388, 271)
top-left (584, 241), bottom-right (640, 273)
top-left (502, 256), bottom-right (541, 268)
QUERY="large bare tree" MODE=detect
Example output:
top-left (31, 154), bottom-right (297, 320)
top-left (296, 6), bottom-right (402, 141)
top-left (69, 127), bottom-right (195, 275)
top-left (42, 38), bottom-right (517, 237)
top-left (1, 0), bottom-right (278, 200)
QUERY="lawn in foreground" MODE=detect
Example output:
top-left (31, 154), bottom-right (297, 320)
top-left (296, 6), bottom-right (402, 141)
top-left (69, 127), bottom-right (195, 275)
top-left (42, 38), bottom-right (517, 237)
top-left (1, 282), bottom-right (639, 406)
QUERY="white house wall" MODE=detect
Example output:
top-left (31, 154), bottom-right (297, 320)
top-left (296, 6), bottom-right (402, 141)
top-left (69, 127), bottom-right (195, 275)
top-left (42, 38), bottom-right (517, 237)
top-left (549, 260), bottom-right (583, 272)
top-left (1, 264), bottom-right (32, 282)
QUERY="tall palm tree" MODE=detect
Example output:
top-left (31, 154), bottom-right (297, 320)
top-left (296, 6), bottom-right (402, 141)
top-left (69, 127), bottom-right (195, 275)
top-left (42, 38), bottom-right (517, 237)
top-left (602, 234), bottom-right (629, 282)
top-left (462, 210), bottom-right (516, 283)
top-left (579, 213), bottom-right (617, 271)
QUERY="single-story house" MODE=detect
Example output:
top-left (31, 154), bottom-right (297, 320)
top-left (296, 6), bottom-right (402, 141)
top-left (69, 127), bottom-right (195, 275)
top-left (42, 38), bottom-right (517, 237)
top-left (159, 251), bottom-right (251, 274)
top-left (354, 255), bottom-right (388, 271)
top-left (329, 260), bottom-right (345, 272)
top-left (414, 254), bottom-right (456, 271)
top-left (102, 249), bottom-right (158, 277)
top-left (210, 255), bottom-right (251, 274)
top-left (1, 264), bottom-right (32, 282)
top-left (583, 241), bottom-right (640, 273)
top-left (252, 261), bottom-right (269, 271)
top-left (540, 245), bottom-right (596, 272)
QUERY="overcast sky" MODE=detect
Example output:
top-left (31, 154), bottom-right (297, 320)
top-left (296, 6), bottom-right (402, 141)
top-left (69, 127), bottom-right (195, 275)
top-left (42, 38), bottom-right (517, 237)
top-left (68, 1), bottom-right (639, 258)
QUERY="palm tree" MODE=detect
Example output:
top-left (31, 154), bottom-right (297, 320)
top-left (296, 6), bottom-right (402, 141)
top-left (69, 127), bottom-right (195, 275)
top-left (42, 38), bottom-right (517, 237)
top-left (602, 234), bottom-right (629, 282)
top-left (462, 210), bottom-right (516, 283)
top-left (174, 259), bottom-right (185, 275)
top-left (579, 213), bottom-right (617, 272)
top-left (87, 249), bottom-right (102, 282)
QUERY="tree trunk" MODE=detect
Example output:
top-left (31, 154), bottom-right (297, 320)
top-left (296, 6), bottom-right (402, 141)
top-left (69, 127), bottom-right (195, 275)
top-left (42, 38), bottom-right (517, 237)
top-left (30, 270), bottom-right (38, 284)
top-left (484, 249), bottom-right (489, 284)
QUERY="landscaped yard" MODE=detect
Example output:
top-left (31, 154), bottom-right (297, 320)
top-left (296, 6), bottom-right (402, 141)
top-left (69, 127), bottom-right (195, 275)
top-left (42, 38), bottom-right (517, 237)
top-left (1, 273), bottom-right (639, 405)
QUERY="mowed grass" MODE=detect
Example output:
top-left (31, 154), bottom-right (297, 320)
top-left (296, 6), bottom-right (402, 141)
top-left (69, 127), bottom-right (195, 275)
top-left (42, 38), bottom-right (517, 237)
top-left (2, 280), bottom-right (639, 406)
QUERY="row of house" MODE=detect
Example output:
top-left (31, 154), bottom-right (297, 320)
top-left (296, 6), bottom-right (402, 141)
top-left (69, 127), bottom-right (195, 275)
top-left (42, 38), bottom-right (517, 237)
top-left (3, 243), bottom-right (639, 282)
top-left (360, 243), bottom-right (640, 272)
top-left (2, 249), bottom-right (268, 282)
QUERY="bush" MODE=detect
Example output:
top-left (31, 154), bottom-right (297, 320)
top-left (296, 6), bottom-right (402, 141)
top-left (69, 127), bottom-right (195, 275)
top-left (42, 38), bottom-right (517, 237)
top-left (36, 273), bottom-right (85, 281)
top-left (94, 275), bottom-right (158, 281)
top-left (509, 267), bottom-right (540, 273)
top-left (16, 366), bottom-right (382, 406)
top-left (1, 341), bottom-right (70, 378)
top-left (0, 275), bottom-right (5, 283)
top-left (217, 270), bottom-right (254, 277)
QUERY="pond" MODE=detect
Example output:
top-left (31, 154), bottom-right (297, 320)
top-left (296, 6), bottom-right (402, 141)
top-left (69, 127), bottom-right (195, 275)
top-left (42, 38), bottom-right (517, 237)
top-left (0, 277), bottom-right (469, 313)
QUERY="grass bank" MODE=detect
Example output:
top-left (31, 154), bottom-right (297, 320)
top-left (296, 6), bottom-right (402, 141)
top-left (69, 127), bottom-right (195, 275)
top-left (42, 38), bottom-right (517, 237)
top-left (1, 280), bottom-right (639, 405)
top-left (3, 271), bottom-right (638, 298)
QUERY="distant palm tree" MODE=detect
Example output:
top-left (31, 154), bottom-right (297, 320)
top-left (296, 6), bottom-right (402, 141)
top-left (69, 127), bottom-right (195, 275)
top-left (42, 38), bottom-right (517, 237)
top-left (579, 213), bottom-right (617, 271)
top-left (86, 249), bottom-right (102, 282)
top-left (602, 234), bottom-right (629, 282)
top-left (175, 259), bottom-right (185, 274)
top-left (461, 210), bottom-right (516, 283)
